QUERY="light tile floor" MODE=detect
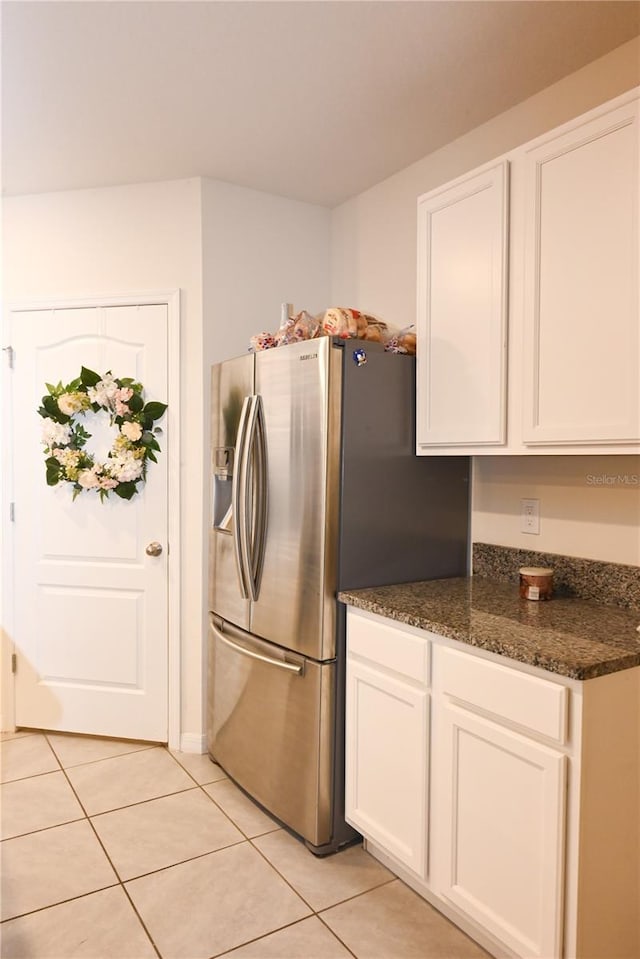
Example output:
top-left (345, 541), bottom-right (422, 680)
top-left (0, 730), bottom-right (490, 959)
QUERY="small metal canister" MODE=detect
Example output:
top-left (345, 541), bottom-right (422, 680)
top-left (519, 566), bottom-right (554, 601)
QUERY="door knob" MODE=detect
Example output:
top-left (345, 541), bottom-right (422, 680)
top-left (146, 542), bottom-right (163, 556)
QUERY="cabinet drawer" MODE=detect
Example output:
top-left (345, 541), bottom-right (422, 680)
top-left (347, 609), bottom-right (430, 685)
top-left (435, 645), bottom-right (568, 744)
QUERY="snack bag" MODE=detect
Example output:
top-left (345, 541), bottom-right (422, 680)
top-left (320, 307), bottom-right (368, 339)
top-left (249, 332), bottom-right (276, 351)
top-left (291, 310), bottom-right (320, 341)
top-left (385, 325), bottom-right (417, 355)
top-left (273, 310), bottom-right (297, 346)
top-left (361, 316), bottom-right (389, 343)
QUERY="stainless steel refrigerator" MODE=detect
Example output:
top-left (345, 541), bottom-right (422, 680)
top-left (207, 336), bottom-right (469, 854)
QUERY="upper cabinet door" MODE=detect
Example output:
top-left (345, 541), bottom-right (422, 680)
top-left (416, 160), bottom-right (509, 450)
top-left (522, 96), bottom-right (639, 446)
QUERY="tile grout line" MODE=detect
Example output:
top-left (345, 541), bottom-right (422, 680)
top-left (0, 884), bottom-right (122, 927)
top-left (0, 728), bottom-right (63, 787)
top-left (194, 770), bottom-right (285, 845)
top-left (245, 833), bottom-right (397, 959)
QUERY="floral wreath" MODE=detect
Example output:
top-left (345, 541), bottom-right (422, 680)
top-left (38, 366), bottom-right (167, 502)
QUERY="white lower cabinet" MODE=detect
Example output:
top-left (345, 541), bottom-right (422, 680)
top-left (345, 609), bottom-right (430, 877)
top-left (345, 658), bottom-right (428, 876)
top-left (345, 606), bottom-right (640, 959)
top-left (431, 658), bottom-right (566, 958)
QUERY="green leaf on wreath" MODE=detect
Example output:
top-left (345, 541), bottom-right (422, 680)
top-left (128, 392), bottom-right (144, 413)
top-left (146, 449), bottom-right (158, 464)
top-left (113, 481), bottom-right (136, 500)
top-left (80, 366), bottom-right (101, 388)
top-left (140, 432), bottom-right (160, 451)
top-left (74, 428), bottom-right (90, 449)
top-left (143, 401), bottom-right (168, 422)
top-left (42, 395), bottom-right (70, 423)
top-left (45, 458), bottom-right (61, 486)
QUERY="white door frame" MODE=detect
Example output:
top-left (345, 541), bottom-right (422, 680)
top-left (1, 290), bottom-right (181, 749)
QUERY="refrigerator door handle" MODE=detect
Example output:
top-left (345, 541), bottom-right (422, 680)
top-left (210, 618), bottom-right (303, 675)
top-left (232, 395), bottom-right (252, 599)
top-left (244, 394), bottom-right (268, 601)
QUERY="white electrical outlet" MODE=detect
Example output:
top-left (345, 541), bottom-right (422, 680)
top-left (520, 498), bottom-right (540, 534)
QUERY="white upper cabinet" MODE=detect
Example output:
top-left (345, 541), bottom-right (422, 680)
top-left (416, 87), bottom-right (639, 455)
top-left (416, 161), bottom-right (509, 449)
top-left (522, 97), bottom-right (639, 446)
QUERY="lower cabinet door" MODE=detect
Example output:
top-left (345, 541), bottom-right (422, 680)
top-left (433, 702), bottom-right (566, 958)
top-left (345, 657), bottom-right (429, 877)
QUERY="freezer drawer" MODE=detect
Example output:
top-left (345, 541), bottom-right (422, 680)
top-left (207, 615), bottom-right (335, 848)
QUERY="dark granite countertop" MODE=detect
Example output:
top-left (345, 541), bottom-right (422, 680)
top-left (338, 577), bottom-right (640, 680)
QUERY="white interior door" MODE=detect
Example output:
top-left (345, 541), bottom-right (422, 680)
top-left (10, 304), bottom-right (169, 741)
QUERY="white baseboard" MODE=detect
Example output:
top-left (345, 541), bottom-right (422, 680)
top-left (179, 732), bottom-right (207, 754)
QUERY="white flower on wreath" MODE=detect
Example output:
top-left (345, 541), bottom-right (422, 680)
top-left (88, 374), bottom-right (119, 408)
top-left (109, 451), bottom-right (144, 483)
top-left (77, 469), bottom-right (101, 489)
top-left (53, 448), bottom-right (81, 468)
top-left (99, 476), bottom-right (119, 491)
top-left (42, 420), bottom-right (72, 447)
top-left (120, 420), bottom-right (143, 442)
top-left (58, 392), bottom-right (89, 416)
top-left (114, 387), bottom-right (134, 416)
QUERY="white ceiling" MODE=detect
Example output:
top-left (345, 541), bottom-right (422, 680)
top-left (2, 1), bottom-right (639, 207)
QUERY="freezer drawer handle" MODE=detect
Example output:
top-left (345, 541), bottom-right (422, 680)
top-left (212, 623), bottom-right (303, 676)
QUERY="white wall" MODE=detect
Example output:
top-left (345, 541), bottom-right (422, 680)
top-left (201, 177), bottom-right (331, 363)
top-left (472, 456), bottom-right (640, 566)
top-left (330, 38), bottom-right (640, 566)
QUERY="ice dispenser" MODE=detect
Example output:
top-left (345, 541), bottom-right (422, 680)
top-left (212, 446), bottom-right (234, 531)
